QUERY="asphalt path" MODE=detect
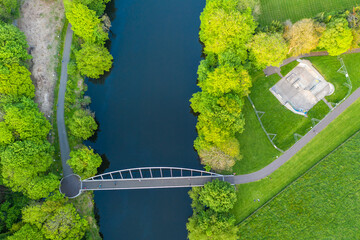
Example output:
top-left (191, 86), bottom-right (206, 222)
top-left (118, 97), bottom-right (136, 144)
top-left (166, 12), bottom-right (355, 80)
top-left (57, 24), bottom-right (82, 198)
top-left (57, 23), bottom-right (73, 178)
top-left (232, 87), bottom-right (360, 184)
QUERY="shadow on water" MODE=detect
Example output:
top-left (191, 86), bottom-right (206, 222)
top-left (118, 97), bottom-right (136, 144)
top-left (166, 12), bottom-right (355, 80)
top-left (97, 154), bottom-right (111, 175)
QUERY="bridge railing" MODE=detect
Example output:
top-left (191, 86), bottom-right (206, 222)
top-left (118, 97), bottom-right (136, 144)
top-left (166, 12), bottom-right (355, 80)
top-left (83, 167), bottom-right (223, 182)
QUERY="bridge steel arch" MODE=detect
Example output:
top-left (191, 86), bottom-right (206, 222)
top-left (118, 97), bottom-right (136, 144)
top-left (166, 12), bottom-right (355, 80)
top-left (81, 167), bottom-right (231, 191)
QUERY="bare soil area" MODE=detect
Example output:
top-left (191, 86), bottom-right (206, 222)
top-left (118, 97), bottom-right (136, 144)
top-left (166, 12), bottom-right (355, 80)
top-left (18, 0), bottom-right (65, 116)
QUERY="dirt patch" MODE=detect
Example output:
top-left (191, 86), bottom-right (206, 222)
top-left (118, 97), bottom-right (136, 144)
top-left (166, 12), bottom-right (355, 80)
top-left (18, 0), bottom-right (65, 116)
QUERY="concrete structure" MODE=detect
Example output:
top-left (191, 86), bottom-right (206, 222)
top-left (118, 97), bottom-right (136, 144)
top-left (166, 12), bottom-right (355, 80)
top-left (270, 59), bottom-right (334, 115)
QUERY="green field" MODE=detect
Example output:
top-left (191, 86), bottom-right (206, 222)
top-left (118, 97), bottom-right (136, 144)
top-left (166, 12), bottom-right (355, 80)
top-left (307, 56), bottom-right (348, 104)
top-left (232, 97), bottom-right (360, 222)
top-left (248, 71), bottom-right (329, 151)
top-left (259, 0), bottom-right (358, 25)
top-left (234, 53), bottom-right (360, 175)
top-left (233, 99), bottom-right (279, 174)
top-left (238, 131), bottom-right (360, 239)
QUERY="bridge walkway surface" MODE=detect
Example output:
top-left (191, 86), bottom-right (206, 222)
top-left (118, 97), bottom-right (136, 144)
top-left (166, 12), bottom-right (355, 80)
top-left (82, 176), bottom-right (235, 191)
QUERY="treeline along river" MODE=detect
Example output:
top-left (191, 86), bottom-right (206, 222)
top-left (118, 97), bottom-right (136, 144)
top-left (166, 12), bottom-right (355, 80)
top-left (85, 0), bottom-right (205, 239)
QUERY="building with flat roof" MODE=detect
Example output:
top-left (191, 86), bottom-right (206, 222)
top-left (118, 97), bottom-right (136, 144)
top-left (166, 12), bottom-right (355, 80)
top-left (270, 59), bottom-right (334, 116)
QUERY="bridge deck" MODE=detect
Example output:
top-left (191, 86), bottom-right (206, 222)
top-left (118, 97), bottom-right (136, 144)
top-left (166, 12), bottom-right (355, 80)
top-left (82, 176), bottom-right (234, 191)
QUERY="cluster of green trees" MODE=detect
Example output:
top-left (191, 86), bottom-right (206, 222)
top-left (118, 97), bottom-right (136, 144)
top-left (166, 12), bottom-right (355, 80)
top-left (187, 180), bottom-right (239, 240)
top-left (191, 0), bottom-right (256, 171)
top-left (8, 193), bottom-right (88, 240)
top-left (0, 3), bottom-right (101, 237)
top-left (0, 19), bottom-right (90, 238)
top-left (0, 0), bottom-right (20, 23)
top-left (0, 22), bottom-right (59, 201)
top-left (65, 0), bottom-right (113, 78)
top-left (193, 1), bottom-right (360, 173)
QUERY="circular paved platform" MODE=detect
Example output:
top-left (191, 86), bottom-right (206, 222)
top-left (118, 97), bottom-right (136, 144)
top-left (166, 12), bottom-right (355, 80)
top-left (60, 174), bottom-right (82, 198)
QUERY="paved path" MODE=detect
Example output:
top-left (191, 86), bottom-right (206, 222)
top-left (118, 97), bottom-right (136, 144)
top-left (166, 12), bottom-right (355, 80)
top-left (57, 23), bottom-right (73, 177)
top-left (57, 24), bottom-right (82, 198)
top-left (265, 48), bottom-right (360, 77)
top-left (232, 87), bottom-right (360, 184)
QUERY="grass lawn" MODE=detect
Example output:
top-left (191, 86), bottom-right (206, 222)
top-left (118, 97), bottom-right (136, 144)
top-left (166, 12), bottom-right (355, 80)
top-left (343, 53), bottom-right (360, 90)
top-left (233, 98), bottom-right (279, 174)
top-left (306, 56), bottom-right (348, 104)
top-left (232, 97), bottom-right (360, 222)
top-left (280, 61), bottom-right (298, 76)
top-left (249, 71), bottom-right (329, 150)
top-left (238, 131), bottom-right (360, 239)
top-left (259, 0), bottom-right (358, 25)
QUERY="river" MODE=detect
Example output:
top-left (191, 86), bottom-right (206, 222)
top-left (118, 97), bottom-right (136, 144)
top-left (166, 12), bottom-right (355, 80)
top-left (85, 0), bottom-right (205, 239)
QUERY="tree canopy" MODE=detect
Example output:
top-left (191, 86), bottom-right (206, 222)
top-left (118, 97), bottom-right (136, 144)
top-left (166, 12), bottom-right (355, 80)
top-left (68, 109), bottom-right (98, 140)
top-left (200, 6), bottom-right (256, 63)
top-left (2, 97), bottom-right (51, 141)
top-left (75, 43), bottom-right (113, 78)
top-left (16, 194), bottom-right (89, 240)
top-left (66, 3), bottom-right (108, 44)
top-left (0, 0), bottom-right (20, 23)
top-left (0, 23), bottom-right (30, 66)
top-left (199, 179), bottom-right (236, 212)
top-left (0, 63), bottom-right (35, 98)
top-left (249, 32), bottom-right (287, 68)
top-left (318, 18), bottom-right (353, 56)
top-left (68, 146), bottom-right (102, 179)
top-left (198, 65), bottom-right (251, 97)
top-left (187, 180), bottom-right (239, 240)
top-left (0, 139), bottom-right (58, 199)
top-left (187, 210), bottom-right (238, 240)
top-left (285, 19), bottom-right (325, 56)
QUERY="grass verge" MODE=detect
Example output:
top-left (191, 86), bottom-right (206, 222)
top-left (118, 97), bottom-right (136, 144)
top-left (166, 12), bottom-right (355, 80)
top-left (258, 0), bottom-right (358, 25)
top-left (232, 97), bottom-right (360, 222)
top-left (238, 131), bottom-right (360, 239)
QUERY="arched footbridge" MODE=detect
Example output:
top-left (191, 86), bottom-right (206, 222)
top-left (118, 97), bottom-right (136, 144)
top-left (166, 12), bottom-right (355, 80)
top-left (60, 167), bottom-right (235, 198)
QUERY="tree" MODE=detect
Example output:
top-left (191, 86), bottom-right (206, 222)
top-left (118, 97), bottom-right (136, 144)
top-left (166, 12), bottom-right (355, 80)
top-left (0, 63), bottom-right (35, 98)
top-left (3, 97), bottom-right (51, 140)
top-left (0, 22), bottom-right (30, 66)
top-left (187, 210), bottom-right (239, 240)
top-left (0, 0), bottom-right (20, 23)
top-left (75, 43), bottom-right (113, 78)
top-left (0, 122), bottom-right (14, 145)
top-left (199, 146), bottom-right (237, 171)
top-left (284, 19), bottom-right (325, 56)
top-left (74, 0), bottom-right (110, 16)
top-left (68, 109), bottom-right (97, 140)
top-left (200, 6), bottom-right (256, 63)
top-left (199, 179), bottom-right (236, 212)
top-left (0, 139), bottom-right (57, 199)
top-left (66, 3), bottom-right (108, 44)
top-left (0, 193), bottom-right (28, 233)
top-left (198, 65), bottom-right (251, 97)
top-left (8, 224), bottom-right (44, 240)
top-left (21, 195), bottom-right (88, 240)
top-left (249, 32), bottom-right (287, 68)
top-left (318, 18), bottom-right (353, 56)
top-left (68, 146), bottom-right (102, 179)
top-left (191, 92), bottom-right (245, 153)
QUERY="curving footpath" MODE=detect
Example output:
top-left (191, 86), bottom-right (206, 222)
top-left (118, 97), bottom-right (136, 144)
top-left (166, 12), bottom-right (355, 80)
top-left (233, 87), bottom-right (360, 184)
top-left (57, 23), bottom-right (82, 198)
